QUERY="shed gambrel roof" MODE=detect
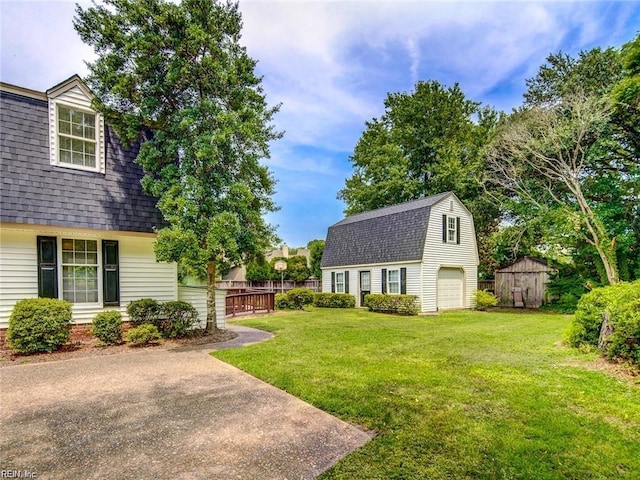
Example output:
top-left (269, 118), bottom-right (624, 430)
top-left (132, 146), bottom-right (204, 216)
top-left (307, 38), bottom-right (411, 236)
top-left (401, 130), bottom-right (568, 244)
top-left (321, 192), bottom-right (452, 268)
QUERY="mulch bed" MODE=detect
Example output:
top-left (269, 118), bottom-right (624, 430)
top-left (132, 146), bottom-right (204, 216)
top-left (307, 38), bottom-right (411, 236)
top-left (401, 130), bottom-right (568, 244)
top-left (0, 329), bottom-right (237, 368)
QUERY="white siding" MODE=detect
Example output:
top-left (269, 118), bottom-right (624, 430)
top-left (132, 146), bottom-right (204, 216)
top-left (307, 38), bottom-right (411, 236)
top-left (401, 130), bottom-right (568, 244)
top-left (0, 229), bottom-right (38, 326)
top-left (421, 195), bottom-right (478, 312)
top-left (322, 263), bottom-right (421, 307)
top-left (0, 226), bottom-right (177, 328)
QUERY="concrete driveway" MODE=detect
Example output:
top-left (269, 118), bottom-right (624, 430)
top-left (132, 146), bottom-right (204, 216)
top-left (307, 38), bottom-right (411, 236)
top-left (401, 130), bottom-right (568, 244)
top-left (0, 327), bottom-right (371, 479)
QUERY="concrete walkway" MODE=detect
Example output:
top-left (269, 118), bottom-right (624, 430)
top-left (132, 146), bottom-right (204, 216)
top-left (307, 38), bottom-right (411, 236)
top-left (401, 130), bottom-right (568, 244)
top-left (0, 326), bottom-right (371, 480)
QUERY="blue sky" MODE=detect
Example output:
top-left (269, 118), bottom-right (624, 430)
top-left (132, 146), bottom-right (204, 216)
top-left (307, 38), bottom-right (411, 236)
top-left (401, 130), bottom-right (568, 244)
top-left (2, 1), bottom-right (639, 248)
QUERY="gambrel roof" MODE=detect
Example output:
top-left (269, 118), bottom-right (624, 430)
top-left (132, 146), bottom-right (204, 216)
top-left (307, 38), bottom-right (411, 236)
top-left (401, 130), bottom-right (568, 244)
top-left (321, 192), bottom-right (452, 268)
top-left (0, 78), bottom-right (163, 233)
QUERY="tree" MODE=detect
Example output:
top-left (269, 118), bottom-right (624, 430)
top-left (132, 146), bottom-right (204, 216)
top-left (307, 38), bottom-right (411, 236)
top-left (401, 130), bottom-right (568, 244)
top-left (487, 95), bottom-right (619, 284)
top-left (490, 40), bottom-right (640, 284)
top-left (270, 256), bottom-right (310, 282)
top-left (338, 80), bottom-right (501, 276)
top-left (74, 0), bottom-right (280, 331)
top-left (307, 239), bottom-right (325, 279)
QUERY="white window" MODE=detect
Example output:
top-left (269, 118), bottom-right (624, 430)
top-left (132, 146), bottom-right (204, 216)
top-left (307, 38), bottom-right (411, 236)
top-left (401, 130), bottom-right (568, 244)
top-left (447, 216), bottom-right (457, 244)
top-left (387, 269), bottom-right (400, 294)
top-left (57, 105), bottom-right (97, 169)
top-left (336, 272), bottom-right (345, 293)
top-left (61, 238), bottom-right (99, 303)
top-left (47, 77), bottom-right (105, 173)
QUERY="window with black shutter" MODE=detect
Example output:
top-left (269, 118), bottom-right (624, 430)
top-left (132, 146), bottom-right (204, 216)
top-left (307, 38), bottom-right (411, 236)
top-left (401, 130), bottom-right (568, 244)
top-left (400, 267), bottom-right (407, 295)
top-left (102, 240), bottom-right (120, 306)
top-left (344, 271), bottom-right (349, 294)
top-left (37, 236), bottom-right (58, 298)
top-left (331, 272), bottom-right (336, 293)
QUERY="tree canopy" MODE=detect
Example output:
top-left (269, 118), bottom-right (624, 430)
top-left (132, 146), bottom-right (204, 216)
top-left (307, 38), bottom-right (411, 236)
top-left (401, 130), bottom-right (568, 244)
top-left (487, 37), bottom-right (640, 285)
top-left (338, 80), bottom-right (501, 276)
top-left (75, 0), bottom-right (281, 330)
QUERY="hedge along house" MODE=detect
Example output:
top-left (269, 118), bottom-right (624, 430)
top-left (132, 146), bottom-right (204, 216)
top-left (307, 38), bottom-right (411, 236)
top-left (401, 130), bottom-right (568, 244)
top-left (0, 76), bottom-right (220, 339)
top-left (321, 192), bottom-right (478, 312)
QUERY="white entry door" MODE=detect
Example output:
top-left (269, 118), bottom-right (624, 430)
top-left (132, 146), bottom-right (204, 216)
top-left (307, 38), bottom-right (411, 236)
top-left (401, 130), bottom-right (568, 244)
top-left (437, 268), bottom-right (464, 310)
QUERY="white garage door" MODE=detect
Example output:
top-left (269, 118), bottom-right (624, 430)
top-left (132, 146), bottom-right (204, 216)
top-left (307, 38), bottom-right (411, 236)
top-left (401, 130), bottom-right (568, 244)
top-left (437, 268), bottom-right (464, 310)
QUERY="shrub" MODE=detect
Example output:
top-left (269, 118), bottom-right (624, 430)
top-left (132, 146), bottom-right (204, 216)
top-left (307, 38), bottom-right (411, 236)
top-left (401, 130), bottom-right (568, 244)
top-left (7, 298), bottom-right (73, 354)
top-left (126, 323), bottom-right (161, 346)
top-left (472, 289), bottom-right (498, 311)
top-left (275, 293), bottom-right (294, 310)
top-left (91, 310), bottom-right (123, 345)
top-left (566, 280), bottom-right (640, 366)
top-left (364, 294), bottom-right (419, 315)
top-left (158, 301), bottom-right (199, 338)
top-left (313, 293), bottom-right (356, 308)
top-left (126, 298), bottom-right (160, 327)
top-left (285, 288), bottom-right (314, 309)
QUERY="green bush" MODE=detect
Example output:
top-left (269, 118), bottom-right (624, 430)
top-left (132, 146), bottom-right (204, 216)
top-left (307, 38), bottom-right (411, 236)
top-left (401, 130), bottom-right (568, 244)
top-left (126, 323), bottom-right (161, 346)
top-left (126, 298), bottom-right (160, 327)
top-left (364, 294), bottom-right (419, 315)
top-left (158, 301), bottom-right (199, 338)
top-left (285, 288), bottom-right (314, 309)
top-left (566, 280), bottom-right (640, 366)
top-left (91, 310), bottom-right (123, 345)
top-left (313, 293), bottom-right (356, 308)
top-left (472, 289), bottom-right (499, 311)
top-left (275, 293), bottom-right (294, 310)
top-left (7, 298), bottom-right (72, 354)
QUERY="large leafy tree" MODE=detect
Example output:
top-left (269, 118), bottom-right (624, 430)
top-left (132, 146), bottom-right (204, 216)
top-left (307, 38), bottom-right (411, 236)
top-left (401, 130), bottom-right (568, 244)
top-left (488, 39), bottom-right (640, 284)
top-left (75, 0), bottom-right (281, 331)
top-left (339, 80), bottom-right (500, 276)
top-left (307, 239), bottom-right (325, 279)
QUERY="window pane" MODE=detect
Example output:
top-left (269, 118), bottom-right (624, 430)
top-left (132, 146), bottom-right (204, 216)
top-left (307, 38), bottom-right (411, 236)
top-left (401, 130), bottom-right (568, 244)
top-left (87, 252), bottom-right (97, 265)
top-left (388, 270), bottom-right (399, 282)
top-left (87, 291), bottom-right (99, 303)
top-left (85, 126), bottom-right (95, 138)
top-left (87, 240), bottom-right (97, 252)
top-left (389, 283), bottom-right (400, 294)
top-left (59, 136), bottom-right (71, 150)
top-left (62, 238), bottom-right (73, 250)
top-left (62, 251), bottom-right (74, 264)
top-left (72, 122), bottom-right (83, 137)
top-left (59, 121), bottom-right (71, 135)
top-left (63, 291), bottom-right (74, 302)
top-left (58, 105), bottom-right (71, 122)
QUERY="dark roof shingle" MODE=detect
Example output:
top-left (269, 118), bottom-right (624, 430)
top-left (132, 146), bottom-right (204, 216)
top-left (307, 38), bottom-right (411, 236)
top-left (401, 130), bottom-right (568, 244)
top-left (321, 192), bottom-right (450, 268)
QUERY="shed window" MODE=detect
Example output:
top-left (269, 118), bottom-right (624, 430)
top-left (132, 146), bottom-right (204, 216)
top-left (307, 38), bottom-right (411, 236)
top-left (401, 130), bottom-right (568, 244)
top-left (442, 215), bottom-right (461, 245)
top-left (336, 272), bottom-right (345, 293)
top-left (387, 269), bottom-right (400, 294)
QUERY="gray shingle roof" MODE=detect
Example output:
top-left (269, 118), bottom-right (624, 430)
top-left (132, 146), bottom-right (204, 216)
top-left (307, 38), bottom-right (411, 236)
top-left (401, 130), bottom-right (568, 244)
top-left (321, 192), bottom-right (451, 268)
top-left (0, 90), bottom-right (164, 233)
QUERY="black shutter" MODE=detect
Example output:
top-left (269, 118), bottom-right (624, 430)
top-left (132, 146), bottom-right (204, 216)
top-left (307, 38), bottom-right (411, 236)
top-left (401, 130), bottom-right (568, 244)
top-left (102, 240), bottom-right (120, 306)
top-left (400, 268), bottom-right (407, 295)
top-left (442, 215), bottom-right (447, 243)
top-left (331, 272), bottom-right (336, 293)
top-left (456, 217), bottom-right (461, 245)
top-left (37, 236), bottom-right (58, 298)
top-left (381, 268), bottom-right (387, 294)
top-left (344, 271), bottom-right (349, 294)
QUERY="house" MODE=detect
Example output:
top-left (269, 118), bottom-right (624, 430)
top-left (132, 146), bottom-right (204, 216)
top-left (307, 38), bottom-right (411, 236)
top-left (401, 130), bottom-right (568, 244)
top-left (321, 192), bottom-right (478, 312)
top-left (0, 75), bottom-right (220, 338)
top-left (494, 256), bottom-right (557, 308)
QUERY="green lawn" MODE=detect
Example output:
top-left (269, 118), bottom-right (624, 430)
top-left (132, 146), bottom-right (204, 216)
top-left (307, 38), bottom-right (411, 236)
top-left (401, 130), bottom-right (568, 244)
top-left (213, 308), bottom-right (640, 480)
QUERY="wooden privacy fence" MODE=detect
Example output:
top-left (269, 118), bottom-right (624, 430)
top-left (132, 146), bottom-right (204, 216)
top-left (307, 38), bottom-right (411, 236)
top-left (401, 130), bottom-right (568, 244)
top-left (225, 291), bottom-right (275, 317)
top-left (478, 280), bottom-right (495, 292)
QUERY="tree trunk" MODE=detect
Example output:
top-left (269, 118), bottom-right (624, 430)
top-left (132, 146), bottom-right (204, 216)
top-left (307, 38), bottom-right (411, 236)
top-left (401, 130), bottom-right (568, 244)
top-left (598, 311), bottom-right (614, 352)
top-left (206, 261), bottom-right (218, 333)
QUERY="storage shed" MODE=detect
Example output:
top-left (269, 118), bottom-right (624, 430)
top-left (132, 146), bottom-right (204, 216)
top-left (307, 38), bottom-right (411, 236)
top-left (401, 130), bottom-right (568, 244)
top-left (495, 257), bottom-right (557, 308)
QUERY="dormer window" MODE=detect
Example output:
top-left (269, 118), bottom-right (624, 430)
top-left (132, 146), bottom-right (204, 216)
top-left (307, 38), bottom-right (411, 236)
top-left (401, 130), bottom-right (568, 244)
top-left (47, 75), bottom-right (105, 173)
top-left (57, 105), bottom-right (97, 169)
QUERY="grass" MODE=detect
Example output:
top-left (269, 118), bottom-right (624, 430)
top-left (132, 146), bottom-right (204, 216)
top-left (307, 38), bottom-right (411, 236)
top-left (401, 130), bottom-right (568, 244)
top-left (213, 308), bottom-right (640, 479)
